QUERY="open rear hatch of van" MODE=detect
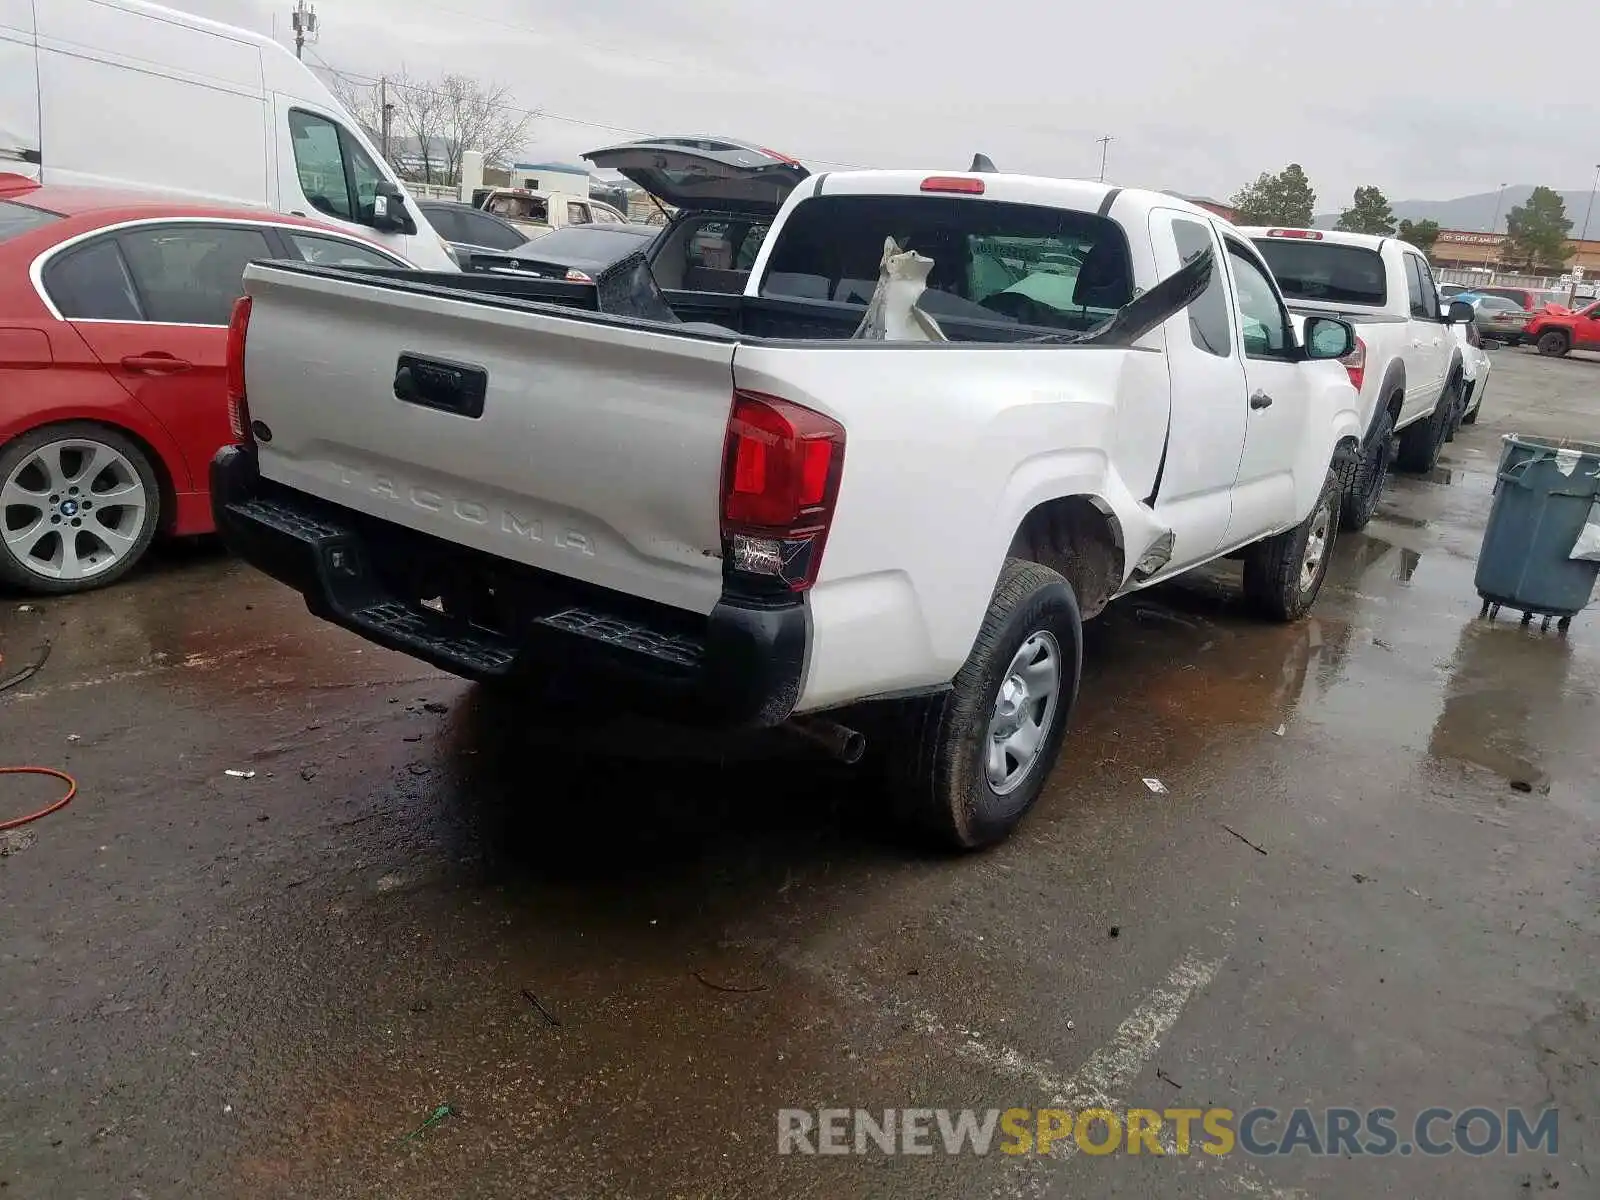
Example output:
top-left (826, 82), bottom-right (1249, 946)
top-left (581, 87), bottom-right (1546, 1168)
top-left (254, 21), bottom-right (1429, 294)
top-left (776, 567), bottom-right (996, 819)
top-left (583, 136), bottom-right (809, 217)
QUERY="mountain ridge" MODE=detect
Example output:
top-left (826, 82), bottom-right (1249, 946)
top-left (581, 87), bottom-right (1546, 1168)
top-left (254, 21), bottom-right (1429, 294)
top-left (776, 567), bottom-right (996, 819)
top-left (1312, 186), bottom-right (1600, 234)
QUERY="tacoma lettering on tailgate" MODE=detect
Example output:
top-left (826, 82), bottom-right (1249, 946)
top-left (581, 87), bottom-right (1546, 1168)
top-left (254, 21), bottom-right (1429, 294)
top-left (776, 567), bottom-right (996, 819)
top-left (330, 464), bottom-right (596, 556)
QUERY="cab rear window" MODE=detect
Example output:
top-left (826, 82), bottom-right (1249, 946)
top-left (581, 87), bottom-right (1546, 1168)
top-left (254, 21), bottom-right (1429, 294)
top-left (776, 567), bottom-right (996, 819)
top-left (0, 200), bottom-right (63, 243)
top-left (1252, 239), bottom-right (1387, 307)
top-left (758, 194), bottom-right (1133, 337)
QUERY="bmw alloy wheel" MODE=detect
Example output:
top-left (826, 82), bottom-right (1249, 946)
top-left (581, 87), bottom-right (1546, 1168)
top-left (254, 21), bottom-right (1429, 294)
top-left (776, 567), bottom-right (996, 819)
top-left (1, 438), bottom-right (153, 583)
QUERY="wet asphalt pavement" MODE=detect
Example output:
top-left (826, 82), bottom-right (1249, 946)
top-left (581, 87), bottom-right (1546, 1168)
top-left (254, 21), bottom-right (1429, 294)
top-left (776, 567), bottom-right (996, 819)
top-left (3, 348), bottom-right (1598, 1199)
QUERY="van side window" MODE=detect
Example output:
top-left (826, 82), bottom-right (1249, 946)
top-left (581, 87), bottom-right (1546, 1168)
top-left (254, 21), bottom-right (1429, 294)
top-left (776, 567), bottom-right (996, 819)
top-left (1171, 218), bottom-right (1231, 358)
top-left (289, 110), bottom-right (353, 221)
top-left (289, 110), bottom-right (388, 225)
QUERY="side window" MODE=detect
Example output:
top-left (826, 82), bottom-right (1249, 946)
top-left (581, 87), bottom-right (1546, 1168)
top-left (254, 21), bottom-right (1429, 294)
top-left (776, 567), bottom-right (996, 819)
top-left (1224, 240), bottom-right (1292, 359)
top-left (288, 109), bottom-right (353, 221)
top-left (1172, 218), bottom-right (1231, 358)
top-left (117, 225), bottom-right (274, 325)
top-left (45, 239), bottom-right (143, 321)
top-left (567, 202), bottom-right (591, 225)
top-left (1403, 255), bottom-right (1428, 318)
top-left (1412, 256), bottom-right (1441, 319)
top-left (463, 211), bottom-right (527, 251)
top-left (288, 233), bottom-right (403, 269)
top-left (736, 224), bottom-right (769, 271)
top-left (343, 136), bottom-right (387, 224)
top-left (688, 220), bottom-right (739, 270)
top-left (422, 208), bottom-right (462, 242)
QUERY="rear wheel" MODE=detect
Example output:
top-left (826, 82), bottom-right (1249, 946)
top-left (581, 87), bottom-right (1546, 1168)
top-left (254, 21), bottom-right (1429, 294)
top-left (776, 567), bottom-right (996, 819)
top-left (1538, 330), bottom-right (1571, 357)
top-left (1339, 405), bottom-right (1395, 531)
top-left (1242, 469), bottom-right (1340, 622)
top-left (1396, 375), bottom-right (1457, 473)
top-left (888, 558), bottom-right (1082, 851)
top-left (0, 423), bottom-right (161, 594)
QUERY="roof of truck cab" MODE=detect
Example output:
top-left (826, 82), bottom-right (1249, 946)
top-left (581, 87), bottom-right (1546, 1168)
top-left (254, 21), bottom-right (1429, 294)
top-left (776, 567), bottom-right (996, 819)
top-left (1238, 226), bottom-right (1398, 252)
top-left (796, 171), bottom-right (1219, 222)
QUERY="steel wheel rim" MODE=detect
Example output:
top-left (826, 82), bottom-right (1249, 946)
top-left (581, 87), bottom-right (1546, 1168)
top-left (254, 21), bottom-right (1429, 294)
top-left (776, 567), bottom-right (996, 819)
top-left (984, 630), bottom-right (1062, 795)
top-left (0, 438), bottom-right (149, 581)
top-left (1300, 502), bottom-right (1332, 593)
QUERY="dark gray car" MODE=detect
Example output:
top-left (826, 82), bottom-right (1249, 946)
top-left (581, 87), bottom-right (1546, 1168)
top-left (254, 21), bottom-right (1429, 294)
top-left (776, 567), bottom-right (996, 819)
top-left (484, 221), bottom-right (661, 281)
top-left (417, 200), bottom-right (531, 264)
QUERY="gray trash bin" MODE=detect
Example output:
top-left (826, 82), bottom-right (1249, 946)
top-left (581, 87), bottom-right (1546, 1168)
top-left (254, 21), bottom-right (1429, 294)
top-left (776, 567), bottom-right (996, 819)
top-left (1475, 434), bottom-right (1600, 630)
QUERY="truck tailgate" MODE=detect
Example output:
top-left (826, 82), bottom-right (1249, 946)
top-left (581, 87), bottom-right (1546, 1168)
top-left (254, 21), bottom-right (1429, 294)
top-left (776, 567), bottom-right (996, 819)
top-left (240, 264), bottom-right (736, 615)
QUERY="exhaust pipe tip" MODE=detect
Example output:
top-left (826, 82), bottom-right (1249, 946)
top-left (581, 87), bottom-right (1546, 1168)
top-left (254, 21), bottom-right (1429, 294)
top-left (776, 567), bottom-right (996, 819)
top-left (787, 715), bottom-right (867, 765)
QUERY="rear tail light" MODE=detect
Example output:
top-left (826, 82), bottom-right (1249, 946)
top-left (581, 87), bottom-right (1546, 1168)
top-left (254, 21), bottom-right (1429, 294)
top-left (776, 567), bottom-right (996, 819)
top-left (921, 176), bottom-right (985, 195)
top-left (720, 390), bottom-right (845, 593)
top-left (1267, 228), bottom-right (1322, 239)
top-left (564, 267), bottom-right (594, 283)
top-left (1341, 334), bottom-right (1366, 393)
top-left (225, 295), bottom-right (253, 445)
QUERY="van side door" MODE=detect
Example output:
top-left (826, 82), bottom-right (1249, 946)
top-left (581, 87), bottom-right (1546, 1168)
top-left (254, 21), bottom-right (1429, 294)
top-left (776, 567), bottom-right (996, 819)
top-left (1144, 209), bottom-right (1249, 569)
top-left (276, 102), bottom-right (417, 258)
top-left (0, 0), bottom-right (41, 178)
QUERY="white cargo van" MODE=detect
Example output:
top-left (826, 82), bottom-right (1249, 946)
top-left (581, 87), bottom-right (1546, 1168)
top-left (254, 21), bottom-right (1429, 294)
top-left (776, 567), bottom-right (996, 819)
top-left (0, 0), bottom-right (454, 269)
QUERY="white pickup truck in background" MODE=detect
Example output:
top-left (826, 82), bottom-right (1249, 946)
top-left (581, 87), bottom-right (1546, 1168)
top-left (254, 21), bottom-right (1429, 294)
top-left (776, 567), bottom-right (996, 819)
top-left (213, 160), bottom-right (1361, 850)
top-left (1245, 227), bottom-right (1470, 529)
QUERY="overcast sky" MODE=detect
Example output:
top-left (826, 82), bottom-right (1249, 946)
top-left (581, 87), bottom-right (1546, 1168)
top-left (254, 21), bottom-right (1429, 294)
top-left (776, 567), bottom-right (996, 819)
top-left (176, 0), bottom-right (1597, 207)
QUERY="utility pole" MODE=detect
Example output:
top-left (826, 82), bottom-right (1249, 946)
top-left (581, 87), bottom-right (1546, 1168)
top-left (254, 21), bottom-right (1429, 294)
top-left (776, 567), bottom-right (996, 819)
top-left (1489, 182), bottom-right (1508, 273)
top-left (1570, 164), bottom-right (1600, 306)
top-left (380, 76), bottom-right (393, 164)
top-left (1095, 135), bottom-right (1114, 184)
top-left (290, 0), bottom-right (316, 60)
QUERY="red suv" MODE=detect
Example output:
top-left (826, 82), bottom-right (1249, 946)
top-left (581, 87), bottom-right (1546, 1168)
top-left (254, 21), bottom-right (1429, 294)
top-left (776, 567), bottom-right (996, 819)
top-left (0, 177), bottom-right (409, 593)
top-left (1523, 298), bottom-right (1600, 357)
top-left (1474, 285), bottom-right (1569, 314)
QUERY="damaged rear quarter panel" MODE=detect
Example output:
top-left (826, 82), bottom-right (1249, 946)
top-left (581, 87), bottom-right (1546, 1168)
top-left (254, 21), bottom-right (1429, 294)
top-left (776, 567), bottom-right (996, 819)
top-left (732, 341), bottom-right (1168, 712)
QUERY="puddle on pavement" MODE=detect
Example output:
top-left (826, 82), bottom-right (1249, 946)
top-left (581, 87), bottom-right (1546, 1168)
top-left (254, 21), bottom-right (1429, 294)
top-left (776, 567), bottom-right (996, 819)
top-left (1426, 619), bottom-right (1586, 791)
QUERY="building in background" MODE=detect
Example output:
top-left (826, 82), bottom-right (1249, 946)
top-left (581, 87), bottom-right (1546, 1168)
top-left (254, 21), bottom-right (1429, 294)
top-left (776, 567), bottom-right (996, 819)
top-left (1432, 230), bottom-right (1600, 275)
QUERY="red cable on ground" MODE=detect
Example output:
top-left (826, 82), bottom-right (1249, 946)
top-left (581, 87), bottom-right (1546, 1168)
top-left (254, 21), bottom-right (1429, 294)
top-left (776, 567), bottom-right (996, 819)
top-left (0, 766), bottom-right (78, 832)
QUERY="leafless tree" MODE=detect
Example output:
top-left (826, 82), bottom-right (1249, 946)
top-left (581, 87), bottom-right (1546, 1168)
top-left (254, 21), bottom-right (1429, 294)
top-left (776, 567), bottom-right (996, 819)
top-left (433, 74), bottom-right (535, 185)
top-left (322, 68), bottom-right (530, 186)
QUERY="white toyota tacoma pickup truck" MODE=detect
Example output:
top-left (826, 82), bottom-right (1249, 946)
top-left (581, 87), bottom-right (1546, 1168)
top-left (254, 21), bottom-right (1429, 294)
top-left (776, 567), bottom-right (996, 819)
top-left (213, 158), bottom-right (1362, 849)
top-left (1244, 227), bottom-right (1473, 529)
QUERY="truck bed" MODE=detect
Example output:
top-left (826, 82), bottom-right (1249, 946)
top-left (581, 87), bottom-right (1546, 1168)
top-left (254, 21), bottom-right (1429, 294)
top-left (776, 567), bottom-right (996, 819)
top-left (281, 261), bottom-right (1072, 345)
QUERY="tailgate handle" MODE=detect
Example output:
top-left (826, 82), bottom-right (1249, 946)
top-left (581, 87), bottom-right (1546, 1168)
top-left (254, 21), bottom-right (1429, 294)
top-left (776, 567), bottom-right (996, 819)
top-left (393, 353), bottom-right (488, 419)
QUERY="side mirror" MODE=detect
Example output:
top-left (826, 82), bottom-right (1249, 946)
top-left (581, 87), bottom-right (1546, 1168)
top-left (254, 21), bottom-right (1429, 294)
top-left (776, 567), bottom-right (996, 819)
top-left (371, 180), bottom-right (417, 235)
top-left (1303, 314), bottom-right (1355, 361)
top-left (1447, 300), bottom-right (1476, 326)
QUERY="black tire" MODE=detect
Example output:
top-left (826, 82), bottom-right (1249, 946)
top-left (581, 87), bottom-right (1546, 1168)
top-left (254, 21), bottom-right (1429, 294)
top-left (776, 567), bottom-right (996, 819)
top-left (1537, 330), bottom-right (1570, 357)
top-left (1242, 469), bottom-right (1340, 623)
top-left (1339, 405), bottom-right (1395, 531)
top-left (887, 558), bottom-right (1082, 851)
top-left (0, 422), bottom-right (162, 594)
top-left (1395, 375), bottom-right (1457, 473)
top-left (1462, 395), bottom-right (1480, 425)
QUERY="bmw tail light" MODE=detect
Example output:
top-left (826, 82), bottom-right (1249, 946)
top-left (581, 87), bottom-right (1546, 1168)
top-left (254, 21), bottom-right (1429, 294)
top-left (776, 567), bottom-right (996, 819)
top-left (720, 390), bottom-right (845, 593)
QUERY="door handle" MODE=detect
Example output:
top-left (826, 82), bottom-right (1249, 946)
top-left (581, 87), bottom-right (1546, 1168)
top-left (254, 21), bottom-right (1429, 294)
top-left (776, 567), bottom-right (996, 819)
top-left (121, 353), bottom-right (192, 374)
top-left (1249, 390), bottom-right (1273, 410)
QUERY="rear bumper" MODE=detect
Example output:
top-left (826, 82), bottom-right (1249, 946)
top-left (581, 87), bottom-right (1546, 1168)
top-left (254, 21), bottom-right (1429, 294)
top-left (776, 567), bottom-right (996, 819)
top-left (210, 446), bottom-right (807, 727)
